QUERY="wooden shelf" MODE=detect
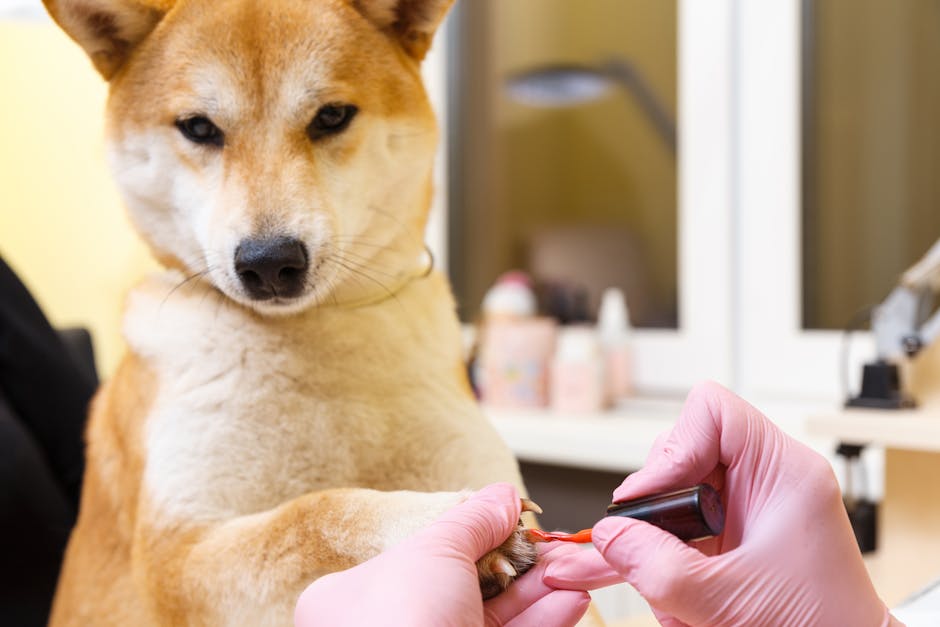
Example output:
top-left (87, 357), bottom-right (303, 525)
top-left (810, 408), bottom-right (940, 607)
top-left (808, 407), bottom-right (940, 453)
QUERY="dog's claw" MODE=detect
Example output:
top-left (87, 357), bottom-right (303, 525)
top-left (493, 556), bottom-right (517, 578)
top-left (521, 497), bottom-right (543, 515)
top-left (477, 526), bottom-right (539, 600)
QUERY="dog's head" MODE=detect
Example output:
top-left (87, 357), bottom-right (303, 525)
top-left (44, 0), bottom-right (452, 314)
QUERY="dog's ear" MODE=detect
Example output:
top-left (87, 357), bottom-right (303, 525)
top-left (351, 0), bottom-right (455, 61)
top-left (42, 0), bottom-right (172, 80)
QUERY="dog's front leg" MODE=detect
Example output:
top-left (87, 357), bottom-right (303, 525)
top-left (135, 487), bottom-right (468, 626)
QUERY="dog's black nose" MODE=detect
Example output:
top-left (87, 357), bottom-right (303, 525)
top-left (234, 237), bottom-right (309, 300)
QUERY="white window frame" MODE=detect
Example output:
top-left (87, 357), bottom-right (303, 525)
top-left (734, 0), bottom-right (874, 403)
top-left (425, 0), bottom-right (738, 395)
top-left (626, 0), bottom-right (736, 394)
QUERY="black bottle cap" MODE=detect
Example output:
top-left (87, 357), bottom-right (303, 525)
top-left (605, 484), bottom-right (725, 542)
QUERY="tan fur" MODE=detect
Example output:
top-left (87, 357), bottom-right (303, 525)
top-left (43, 0), bottom-right (547, 625)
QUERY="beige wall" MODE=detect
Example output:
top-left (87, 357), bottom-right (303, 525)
top-left (0, 21), bottom-right (155, 377)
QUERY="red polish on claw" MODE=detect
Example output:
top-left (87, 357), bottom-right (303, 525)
top-left (526, 528), bottom-right (593, 544)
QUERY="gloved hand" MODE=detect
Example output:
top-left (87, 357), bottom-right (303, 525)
top-left (294, 483), bottom-right (590, 627)
top-left (544, 381), bottom-right (901, 627)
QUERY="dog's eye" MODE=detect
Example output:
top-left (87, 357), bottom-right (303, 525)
top-left (307, 104), bottom-right (358, 141)
top-left (176, 116), bottom-right (224, 147)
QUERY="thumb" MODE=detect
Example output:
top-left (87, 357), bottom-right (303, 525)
top-left (418, 483), bottom-right (521, 560)
top-left (590, 517), bottom-right (714, 614)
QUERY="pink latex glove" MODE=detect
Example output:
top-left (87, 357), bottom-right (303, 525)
top-left (544, 382), bottom-right (902, 627)
top-left (294, 483), bottom-right (589, 627)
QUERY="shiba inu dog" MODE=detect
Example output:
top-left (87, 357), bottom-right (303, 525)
top-left (42, 0), bottom-right (548, 623)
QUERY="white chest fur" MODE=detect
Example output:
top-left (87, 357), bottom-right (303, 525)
top-left (123, 271), bottom-right (479, 521)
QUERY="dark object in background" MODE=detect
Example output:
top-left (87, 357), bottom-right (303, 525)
top-left (535, 280), bottom-right (592, 324)
top-left (836, 443), bottom-right (878, 554)
top-left (526, 225), bottom-right (675, 329)
top-left (846, 360), bottom-right (915, 409)
top-left (0, 255), bottom-right (97, 627)
top-left (847, 499), bottom-right (878, 555)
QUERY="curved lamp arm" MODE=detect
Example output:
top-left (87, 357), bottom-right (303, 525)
top-left (505, 58), bottom-right (677, 155)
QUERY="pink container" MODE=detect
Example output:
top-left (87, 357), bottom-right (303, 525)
top-left (479, 317), bottom-right (557, 408)
top-left (550, 327), bottom-right (607, 413)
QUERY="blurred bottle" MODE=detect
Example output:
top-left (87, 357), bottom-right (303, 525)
top-left (481, 270), bottom-right (538, 319)
top-left (550, 326), bottom-right (606, 413)
top-left (477, 271), bottom-right (557, 407)
top-left (598, 288), bottom-right (633, 400)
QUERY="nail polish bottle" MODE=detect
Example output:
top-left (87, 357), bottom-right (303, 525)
top-left (476, 272), bottom-right (558, 408)
top-left (479, 317), bottom-right (557, 408)
top-left (550, 326), bottom-right (606, 413)
top-left (598, 287), bottom-right (633, 401)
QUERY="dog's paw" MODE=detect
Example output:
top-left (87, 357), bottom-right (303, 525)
top-left (476, 498), bottom-right (542, 600)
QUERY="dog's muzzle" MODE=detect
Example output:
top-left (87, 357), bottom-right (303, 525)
top-left (234, 236), bottom-right (309, 300)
